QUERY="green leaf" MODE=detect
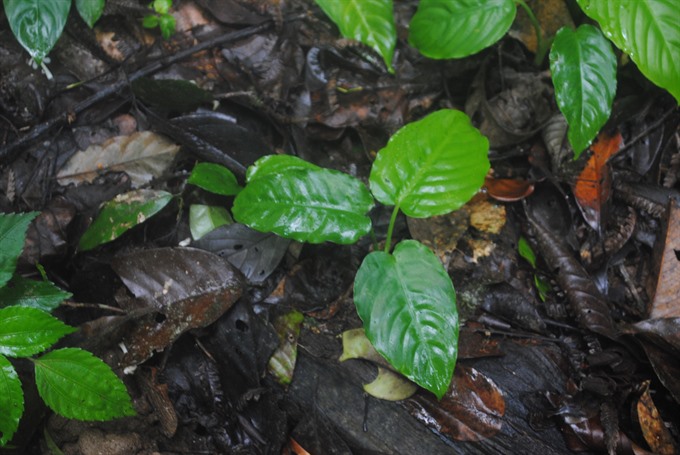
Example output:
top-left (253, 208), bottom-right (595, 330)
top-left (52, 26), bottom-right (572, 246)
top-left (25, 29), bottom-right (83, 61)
top-left (3, 0), bottom-right (71, 65)
top-left (0, 354), bottom-right (23, 447)
top-left (246, 155), bottom-right (321, 183)
top-left (408, 0), bottom-right (516, 59)
top-left (142, 14), bottom-right (159, 28)
top-left (268, 310), bottom-right (304, 385)
top-left (187, 163), bottom-right (242, 196)
top-left (0, 212), bottom-right (39, 288)
top-left (314, 0), bottom-right (396, 72)
top-left (550, 25), bottom-right (617, 158)
top-left (78, 189), bottom-right (173, 251)
top-left (152, 0), bottom-right (172, 14)
top-left (75, 0), bottom-right (104, 28)
top-left (159, 13), bottom-right (176, 40)
top-left (189, 205), bottom-right (233, 240)
top-left (369, 109), bottom-right (489, 218)
top-left (518, 236), bottom-right (537, 268)
top-left (354, 240), bottom-right (458, 399)
top-left (233, 167), bottom-right (374, 244)
top-left (576, 0), bottom-right (680, 104)
top-left (0, 306), bottom-right (76, 358)
top-left (0, 275), bottom-right (71, 312)
top-left (33, 348), bottom-right (135, 420)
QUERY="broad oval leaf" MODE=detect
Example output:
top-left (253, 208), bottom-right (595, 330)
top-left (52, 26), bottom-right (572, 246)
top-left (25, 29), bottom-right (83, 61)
top-left (0, 306), bottom-right (76, 358)
top-left (246, 154), bottom-right (320, 183)
top-left (0, 354), bottom-right (23, 446)
top-left (314, 0), bottom-right (396, 72)
top-left (187, 163), bottom-right (242, 196)
top-left (0, 275), bottom-right (71, 312)
top-left (189, 204), bottom-right (233, 240)
top-left (370, 110), bottom-right (489, 218)
top-left (79, 189), bottom-right (173, 251)
top-left (75, 0), bottom-right (104, 28)
top-left (0, 212), bottom-right (39, 288)
top-left (233, 168), bottom-right (374, 244)
top-left (576, 0), bottom-right (680, 104)
top-left (408, 0), bottom-right (516, 59)
top-left (354, 240), bottom-right (459, 399)
top-left (33, 348), bottom-right (135, 420)
top-left (550, 25), bottom-right (617, 158)
top-left (3, 0), bottom-right (71, 65)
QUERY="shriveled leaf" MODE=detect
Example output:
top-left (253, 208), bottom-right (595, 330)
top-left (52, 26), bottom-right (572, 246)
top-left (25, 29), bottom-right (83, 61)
top-left (0, 275), bottom-right (71, 312)
top-left (0, 354), bottom-right (23, 446)
top-left (370, 110), bottom-right (489, 218)
top-left (75, 0), bottom-right (104, 28)
top-left (636, 381), bottom-right (677, 455)
top-left (314, 0), bottom-right (396, 72)
top-left (577, 0), bottom-right (680, 103)
top-left (132, 78), bottom-right (212, 113)
top-left (0, 306), bottom-right (76, 358)
top-left (3, 0), bottom-right (70, 65)
top-left (364, 368), bottom-right (418, 401)
top-left (33, 348), bottom-right (135, 420)
top-left (111, 248), bottom-right (244, 366)
top-left (339, 328), bottom-right (389, 366)
top-left (550, 25), bottom-right (617, 158)
top-left (187, 163), bottom-right (241, 196)
top-left (573, 131), bottom-right (623, 233)
top-left (193, 223), bottom-right (290, 283)
top-left (189, 205), bottom-right (233, 241)
top-left (79, 189), bottom-right (173, 251)
top-left (268, 310), bottom-right (304, 385)
top-left (0, 212), bottom-right (39, 288)
top-left (233, 168), bottom-right (374, 244)
top-left (409, 0), bottom-right (516, 59)
top-left (246, 155), bottom-right (320, 183)
top-left (354, 240), bottom-right (458, 399)
top-left (57, 131), bottom-right (180, 188)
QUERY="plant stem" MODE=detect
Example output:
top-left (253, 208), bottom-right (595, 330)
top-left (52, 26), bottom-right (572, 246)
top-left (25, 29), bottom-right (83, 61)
top-left (384, 204), bottom-right (400, 253)
top-left (515, 0), bottom-right (547, 66)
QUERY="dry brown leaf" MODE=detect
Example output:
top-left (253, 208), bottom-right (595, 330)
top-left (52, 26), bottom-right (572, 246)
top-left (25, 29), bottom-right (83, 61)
top-left (648, 197), bottom-right (680, 317)
top-left (636, 381), bottom-right (677, 455)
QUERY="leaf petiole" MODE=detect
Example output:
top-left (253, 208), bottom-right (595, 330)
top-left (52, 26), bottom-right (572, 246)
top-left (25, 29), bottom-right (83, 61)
top-left (515, 0), bottom-right (547, 66)
top-left (384, 204), bottom-right (400, 253)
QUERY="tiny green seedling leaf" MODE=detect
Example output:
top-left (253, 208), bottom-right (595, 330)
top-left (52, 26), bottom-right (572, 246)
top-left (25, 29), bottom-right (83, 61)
top-left (314, 0), bottom-right (396, 72)
top-left (246, 155), bottom-right (321, 183)
top-left (409, 0), bottom-right (516, 59)
top-left (518, 236), bottom-right (537, 268)
top-left (0, 212), bottom-right (39, 288)
top-left (33, 348), bottom-right (136, 420)
top-left (152, 0), bottom-right (172, 15)
top-left (188, 163), bottom-right (242, 196)
top-left (79, 189), bottom-right (173, 251)
top-left (576, 0), bottom-right (680, 104)
top-left (0, 275), bottom-right (72, 312)
top-left (0, 306), bottom-right (76, 358)
top-left (0, 354), bottom-right (23, 446)
top-left (3, 0), bottom-right (71, 65)
top-left (233, 167), bottom-right (374, 244)
top-left (189, 204), bottom-right (233, 240)
top-left (370, 109), bottom-right (489, 218)
top-left (75, 0), bottom-right (105, 28)
top-left (354, 240), bottom-right (459, 399)
top-left (158, 13), bottom-right (176, 40)
top-left (550, 25), bottom-right (617, 159)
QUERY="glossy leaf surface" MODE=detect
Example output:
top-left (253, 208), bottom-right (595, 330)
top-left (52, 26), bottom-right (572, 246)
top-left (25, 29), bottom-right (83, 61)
top-left (3, 0), bottom-right (70, 64)
top-left (550, 25), bottom-right (617, 158)
top-left (409, 0), bottom-right (516, 59)
top-left (79, 189), bottom-right (173, 251)
top-left (0, 354), bottom-right (23, 446)
top-left (0, 212), bottom-right (38, 288)
top-left (189, 205), bottom-right (233, 240)
top-left (0, 306), bottom-right (75, 358)
top-left (370, 110), bottom-right (489, 218)
top-left (75, 0), bottom-right (104, 28)
top-left (188, 163), bottom-right (242, 196)
top-left (314, 0), bottom-right (396, 72)
top-left (246, 154), bottom-right (320, 183)
top-left (0, 275), bottom-right (71, 312)
top-left (577, 0), bottom-right (680, 103)
top-left (34, 348), bottom-right (135, 420)
top-left (233, 168), bottom-right (374, 244)
top-left (354, 240), bottom-right (458, 398)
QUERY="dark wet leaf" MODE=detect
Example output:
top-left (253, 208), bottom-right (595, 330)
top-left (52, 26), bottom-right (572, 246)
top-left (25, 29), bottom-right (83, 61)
top-left (111, 247), bottom-right (244, 366)
top-left (628, 318), bottom-right (680, 354)
top-left (193, 223), bottom-right (290, 283)
top-left (291, 412), bottom-right (352, 455)
top-left (457, 325), bottom-right (503, 360)
top-left (639, 342), bottom-right (680, 404)
top-left (132, 78), bottom-right (213, 113)
top-left (285, 256), bottom-right (355, 315)
top-left (406, 365), bottom-right (505, 441)
top-left (481, 283), bottom-right (546, 333)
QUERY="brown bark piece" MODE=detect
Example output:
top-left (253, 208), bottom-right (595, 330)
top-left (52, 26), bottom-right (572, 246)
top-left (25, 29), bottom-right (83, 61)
top-left (649, 197), bottom-right (680, 318)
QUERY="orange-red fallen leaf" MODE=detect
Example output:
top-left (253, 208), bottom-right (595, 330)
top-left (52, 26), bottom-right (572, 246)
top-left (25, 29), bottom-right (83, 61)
top-left (484, 175), bottom-right (535, 201)
top-left (573, 131), bottom-right (623, 233)
top-left (636, 381), bottom-right (677, 455)
top-left (288, 438), bottom-right (311, 455)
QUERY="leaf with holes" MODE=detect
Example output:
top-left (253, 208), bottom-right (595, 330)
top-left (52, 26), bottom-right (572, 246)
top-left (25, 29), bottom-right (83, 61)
top-left (3, 0), bottom-right (70, 64)
top-left (409, 0), bottom-right (516, 59)
top-left (314, 0), bottom-right (396, 72)
top-left (233, 168), bottom-right (374, 244)
top-left (33, 348), bottom-right (135, 420)
top-left (75, 0), bottom-right (104, 28)
top-left (0, 306), bottom-right (76, 358)
top-left (550, 25), bottom-right (617, 158)
top-left (577, 0), bottom-right (680, 103)
top-left (370, 109), bottom-right (489, 218)
top-left (354, 240), bottom-right (459, 398)
top-left (0, 354), bottom-right (23, 446)
top-left (0, 212), bottom-right (39, 288)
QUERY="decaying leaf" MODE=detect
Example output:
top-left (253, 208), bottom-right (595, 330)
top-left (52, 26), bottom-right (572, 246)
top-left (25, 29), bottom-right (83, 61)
top-left (407, 207), bottom-right (470, 269)
top-left (636, 381), bottom-right (677, 455)
top-left (484, 174), bottom-right (535, 202)
top-left (648, 197), bottom-right (680, 318)
top-left (268, 310), bottom-right (304, 386)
